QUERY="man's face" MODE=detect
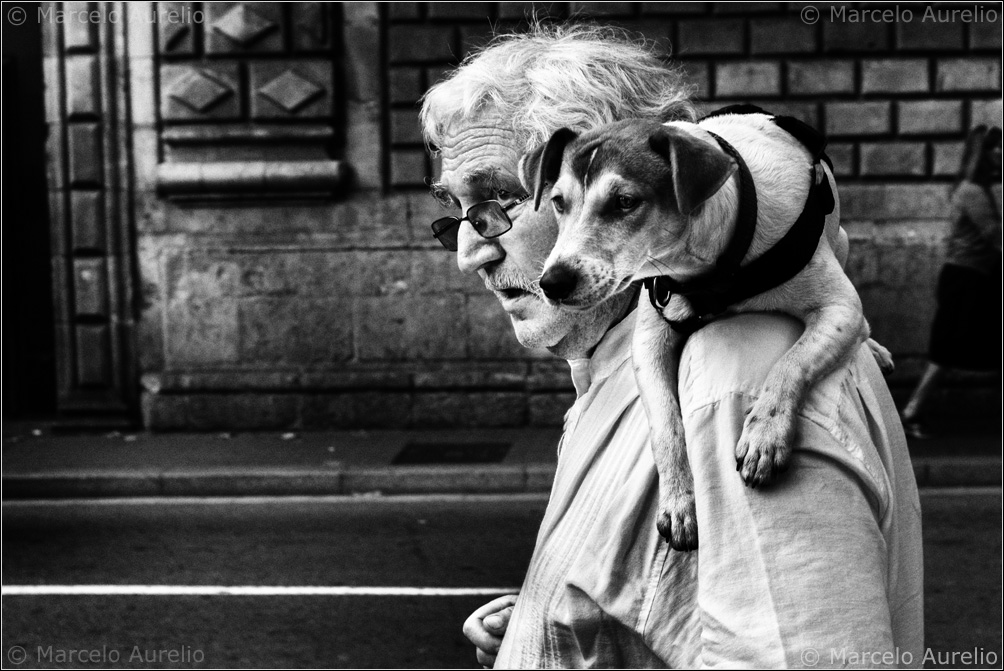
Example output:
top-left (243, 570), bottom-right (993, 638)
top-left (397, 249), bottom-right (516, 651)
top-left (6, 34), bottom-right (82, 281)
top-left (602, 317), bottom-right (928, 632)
top-left (435, 113), bottom-right (628, 358)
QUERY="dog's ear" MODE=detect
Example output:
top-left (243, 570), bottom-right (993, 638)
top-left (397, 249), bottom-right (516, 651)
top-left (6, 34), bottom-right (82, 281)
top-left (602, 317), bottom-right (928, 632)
top-left (527, 128), bottom-right (578, 211)
top-left (649, 126), bottom-right (737, 215)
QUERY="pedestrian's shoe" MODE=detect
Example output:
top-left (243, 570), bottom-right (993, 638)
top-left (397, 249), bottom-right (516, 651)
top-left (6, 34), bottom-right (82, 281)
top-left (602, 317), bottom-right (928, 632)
top-left (901, 416), bottom-right (931, 440)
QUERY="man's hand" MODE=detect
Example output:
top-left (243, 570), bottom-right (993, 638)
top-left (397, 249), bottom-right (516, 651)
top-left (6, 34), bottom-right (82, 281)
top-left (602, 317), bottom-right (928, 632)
top-left (462, 593), bottom-right (517, 668)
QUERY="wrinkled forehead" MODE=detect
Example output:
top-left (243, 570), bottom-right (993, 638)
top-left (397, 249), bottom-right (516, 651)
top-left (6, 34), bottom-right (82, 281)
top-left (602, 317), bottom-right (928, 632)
top-left (437, 118), bottom-right (526, 197)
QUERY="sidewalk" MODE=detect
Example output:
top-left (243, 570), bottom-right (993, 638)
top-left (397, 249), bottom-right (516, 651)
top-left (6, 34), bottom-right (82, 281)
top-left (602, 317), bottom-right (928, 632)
top-left (2, 421), bottom-right (1000, 499)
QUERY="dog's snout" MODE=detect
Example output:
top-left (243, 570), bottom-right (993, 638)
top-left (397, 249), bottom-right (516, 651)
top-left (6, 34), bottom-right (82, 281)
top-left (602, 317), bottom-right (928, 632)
top-left (539, 265), bottom-right (579, 301)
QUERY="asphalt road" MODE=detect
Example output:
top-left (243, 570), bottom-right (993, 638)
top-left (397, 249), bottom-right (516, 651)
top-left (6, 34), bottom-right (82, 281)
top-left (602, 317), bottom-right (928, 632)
top-left (2, 490), bottom-right (1001, 669)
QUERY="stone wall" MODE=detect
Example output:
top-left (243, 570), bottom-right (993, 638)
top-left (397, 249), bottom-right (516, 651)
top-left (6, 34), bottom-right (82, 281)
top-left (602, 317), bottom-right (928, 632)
top-left (46, 2), bottom-right (998, 430)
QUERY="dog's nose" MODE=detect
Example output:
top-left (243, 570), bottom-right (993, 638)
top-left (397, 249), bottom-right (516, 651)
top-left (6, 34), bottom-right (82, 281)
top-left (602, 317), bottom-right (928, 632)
top-left (539, 265), bottom-right (578, 301)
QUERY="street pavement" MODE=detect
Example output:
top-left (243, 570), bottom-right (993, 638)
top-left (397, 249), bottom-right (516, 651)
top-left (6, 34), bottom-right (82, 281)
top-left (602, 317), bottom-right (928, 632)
top-left (2, 490), bottom-right (1002, 669)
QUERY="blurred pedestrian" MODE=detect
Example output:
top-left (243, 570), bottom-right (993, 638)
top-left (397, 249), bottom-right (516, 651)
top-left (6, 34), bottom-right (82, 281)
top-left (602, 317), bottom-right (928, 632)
top-left (902, 125), bottom-right (1002, 439)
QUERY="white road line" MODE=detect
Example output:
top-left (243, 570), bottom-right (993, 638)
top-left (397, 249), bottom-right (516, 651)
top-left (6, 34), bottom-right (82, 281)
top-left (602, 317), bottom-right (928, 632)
top-left (1, 493), bottom-right (552, 507)
top-left (2, 585), bottom-right (520, 597)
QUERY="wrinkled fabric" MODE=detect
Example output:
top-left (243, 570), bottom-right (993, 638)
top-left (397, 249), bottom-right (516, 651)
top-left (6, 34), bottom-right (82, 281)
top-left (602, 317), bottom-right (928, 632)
top-left (494, 311), bottom-right (923, 669)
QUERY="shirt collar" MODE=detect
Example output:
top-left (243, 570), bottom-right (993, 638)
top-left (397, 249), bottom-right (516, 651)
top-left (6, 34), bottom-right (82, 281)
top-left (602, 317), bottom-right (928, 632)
top-left (566, 307), bottom-right (637, 398)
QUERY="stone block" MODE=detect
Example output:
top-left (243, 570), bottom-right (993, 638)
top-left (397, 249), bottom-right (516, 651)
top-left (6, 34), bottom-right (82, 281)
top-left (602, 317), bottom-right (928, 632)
top-left (291, 3), bottom-right (335, 51)
top-left (426, 2), bottom-right (493, 19)
top-left (970, 98), bottom-right (1004, 128)
top-left (466, 295), bottom-right (529, 359)
top-left (640, 3), bottom-right (707, 15)
top-left (125, 3), bottom-right (156, 57)
top-left (861, 59), bottom-right (929, 94)
top-left (62, 1), bottom-right (98, 50)
top-left (529, 393), bottom-right (574, 426)
top-left (897, 100), bottom-right (963, 135)
top-left (409, 249), bottom-right (483, 295)
top-left (390, 149), bottom-right (429, 187)
top-left (239, 297), bottom-right (354, 365)
top-left (75, 324), bottom-right (110, 386)
top-left (932, 141), bottom-right (964, 176)
top-left (165, 297), bottom-right (240, 366)
top-left (204, 3), bottom-right (284, 54)
top-left (128, 56), bottom-right (157, 126)
top-left (73, 257), bottom-right (109, 316)
top-left (350, 392), bottom-right (414, 428)
top-left (527, 361), bottom-right (574, 391)
top-left (388, 4), bottom-right (420, 20)
top-left (498, 2), bottom-right (565, 19)
top-left (388, 25), bottom-right (457, 63)
top-left (568, 2), bottom-right (635, 16)
top-left (616, 20), bottom-right (674, 56)
top-left (788, 59), bottom-right (855, 95)
top-left (825, 101), bottom-right (890, 136)
top-left (970, 13), bottom-right (1003, 49)
top-left (679, 61), bottom-right (710, 99)
top-left (389, 68), bottom-right (425, 104)
top-left (355, 293), bottom-right (466, 361)
top-left (840, 184), bottom-right (951, 221)
top-left (70, 191), bottom-right (106, 251)
top-left (936, 58), bottom-right (1001, 92)
top-left (676, 19), bottom-right (744, 55)
top-left (186, 393), bottom-right (299, 430)
top-left (411, 392), bottom-right (527, 427)
top-left (823, 20), bottom-right (888, 52)
top-left (715, 61), bottom-right (781, 97)
top-left (67, 123), bottom-right (103, 186)
top-left (826, 142), bottom-right (855, 177)
top-left (249, 60), bottom-right (333, 120)
top-left (66, 55), bottom-right (100, 118)
top-left (159, 63), bottom-right (241, 121)
top-left (390, 109), bottom-right (425, 145)
top-left (750, 17), bottom-right (817, 54)
top-left (859, 142), bottom-right (926, 177)
top-left (895, 18), bottom-right (963, 50)
top-left (412, 361), bottom-right (527, 389)
top-left (142, 392), bottom-right (188, 430)
top-left (156, 3), bottom-right (196, 55)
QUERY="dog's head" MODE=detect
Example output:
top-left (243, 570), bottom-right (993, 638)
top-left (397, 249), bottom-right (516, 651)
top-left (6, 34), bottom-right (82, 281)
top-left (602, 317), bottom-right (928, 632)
top-left (518, 119), bottom-right (737, 309)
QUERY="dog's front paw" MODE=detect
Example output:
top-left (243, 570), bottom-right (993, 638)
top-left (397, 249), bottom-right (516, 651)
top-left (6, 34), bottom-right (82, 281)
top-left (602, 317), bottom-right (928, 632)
top-left (657, 492), bottom-right (698, 552)
top-left (866, 338), bottom-right (895, 376)
top-left (735, 398), bottom-right (797, 488)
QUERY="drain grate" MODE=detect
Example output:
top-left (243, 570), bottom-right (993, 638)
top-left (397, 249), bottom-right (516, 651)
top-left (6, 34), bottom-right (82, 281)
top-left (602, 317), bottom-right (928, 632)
top-left (392, 442), bottom-right (512, 465)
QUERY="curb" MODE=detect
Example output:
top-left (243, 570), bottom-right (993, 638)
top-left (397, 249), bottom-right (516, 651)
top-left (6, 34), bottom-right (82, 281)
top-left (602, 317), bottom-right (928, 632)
top-left (2, 458), bottom-right (999, 500)
top-left (1, 465), bottom-right (560, 500)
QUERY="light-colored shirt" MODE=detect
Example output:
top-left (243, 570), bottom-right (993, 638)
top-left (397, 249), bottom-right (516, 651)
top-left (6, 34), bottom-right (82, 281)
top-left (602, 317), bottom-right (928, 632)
top-left (494, 310), bottom-right (924, 669)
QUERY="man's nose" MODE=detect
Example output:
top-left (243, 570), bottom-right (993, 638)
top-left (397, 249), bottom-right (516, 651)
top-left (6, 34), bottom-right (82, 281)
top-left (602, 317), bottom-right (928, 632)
top-left (456, 219), bottom-right (503, 274)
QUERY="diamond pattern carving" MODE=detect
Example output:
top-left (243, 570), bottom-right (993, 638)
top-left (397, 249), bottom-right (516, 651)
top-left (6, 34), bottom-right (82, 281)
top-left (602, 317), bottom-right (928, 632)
top-left (257, 70), bottom-right (325, 113)
top-left (169, 70), bottom-right (235, 113)
top-left (212, 4), bottom-right (278, 47)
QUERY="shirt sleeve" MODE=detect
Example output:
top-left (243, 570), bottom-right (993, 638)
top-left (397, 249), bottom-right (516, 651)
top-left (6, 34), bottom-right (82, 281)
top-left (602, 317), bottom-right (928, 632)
top-left (677, 314), bottom-right (923, 669)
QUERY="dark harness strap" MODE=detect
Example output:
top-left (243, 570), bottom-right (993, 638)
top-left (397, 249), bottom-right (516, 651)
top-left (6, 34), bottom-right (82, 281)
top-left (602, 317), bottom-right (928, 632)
top-left (644, 107), bottom-right (835, 335)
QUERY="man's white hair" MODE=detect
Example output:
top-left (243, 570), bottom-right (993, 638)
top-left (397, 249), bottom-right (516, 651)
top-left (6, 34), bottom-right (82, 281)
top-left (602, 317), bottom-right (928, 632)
top-left (420, 22), bottom-right (696, 156)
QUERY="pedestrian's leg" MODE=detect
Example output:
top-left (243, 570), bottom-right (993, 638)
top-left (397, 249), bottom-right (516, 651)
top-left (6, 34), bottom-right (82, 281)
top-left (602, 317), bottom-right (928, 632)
top-left (901, 362), bottom-right (943, 438)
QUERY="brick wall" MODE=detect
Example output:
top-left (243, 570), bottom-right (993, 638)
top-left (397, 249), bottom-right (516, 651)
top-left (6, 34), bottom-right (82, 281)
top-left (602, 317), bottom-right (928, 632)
top-left (123, 2), bottom-right (1001, 430)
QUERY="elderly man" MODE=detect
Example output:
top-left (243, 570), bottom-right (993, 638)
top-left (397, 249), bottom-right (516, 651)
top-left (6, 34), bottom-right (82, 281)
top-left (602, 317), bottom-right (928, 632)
top-left (421, 24), bottom-right (923, 669)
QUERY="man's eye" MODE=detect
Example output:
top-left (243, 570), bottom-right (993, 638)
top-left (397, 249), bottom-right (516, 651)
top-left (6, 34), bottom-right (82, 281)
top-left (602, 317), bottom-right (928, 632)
top-left (551, 195), bottom-right (565, 214)
top-left (496, 189), bottom-right (511, 200)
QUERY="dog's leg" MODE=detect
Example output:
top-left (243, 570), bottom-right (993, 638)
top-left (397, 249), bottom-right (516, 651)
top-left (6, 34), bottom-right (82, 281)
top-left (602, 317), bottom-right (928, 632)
top-left (632, 299), bottom-right (698, 551)
top-left (865, 337), bottom-right (895, 375)
top-left (735, 266), bottom-right (869, 487)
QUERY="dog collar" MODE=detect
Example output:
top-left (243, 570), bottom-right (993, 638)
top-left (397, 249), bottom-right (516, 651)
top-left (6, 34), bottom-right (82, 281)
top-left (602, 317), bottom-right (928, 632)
top-left (644, 108), bottom-right (834, 335)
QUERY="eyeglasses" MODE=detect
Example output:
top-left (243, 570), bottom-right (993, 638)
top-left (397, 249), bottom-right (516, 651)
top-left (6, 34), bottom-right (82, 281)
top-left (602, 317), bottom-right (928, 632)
top-left (431, 194), bottom-right (530, 251)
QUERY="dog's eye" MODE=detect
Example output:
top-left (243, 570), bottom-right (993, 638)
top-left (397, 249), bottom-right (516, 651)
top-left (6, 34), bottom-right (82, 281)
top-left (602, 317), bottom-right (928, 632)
top-left (616, 195), bottom-right (639, 211)
top-left (551, 195), bottom-right (565, 214)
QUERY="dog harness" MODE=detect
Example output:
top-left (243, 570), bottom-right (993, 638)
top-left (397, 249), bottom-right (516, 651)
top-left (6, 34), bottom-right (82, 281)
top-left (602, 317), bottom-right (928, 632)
top-left (644, 104), bottom-right (835, 335)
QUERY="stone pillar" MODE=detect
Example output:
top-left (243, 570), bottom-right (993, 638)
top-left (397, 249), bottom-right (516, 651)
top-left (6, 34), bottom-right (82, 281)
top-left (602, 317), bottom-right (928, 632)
top-left (42, 1), bottom-right (139, 426)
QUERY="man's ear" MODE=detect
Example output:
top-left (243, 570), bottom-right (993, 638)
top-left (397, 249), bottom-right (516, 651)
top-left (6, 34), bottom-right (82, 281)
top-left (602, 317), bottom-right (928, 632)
top-left (649, 126), bottom-right (736, 215)
top-left (528, 128), bottom-right (578, 211)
